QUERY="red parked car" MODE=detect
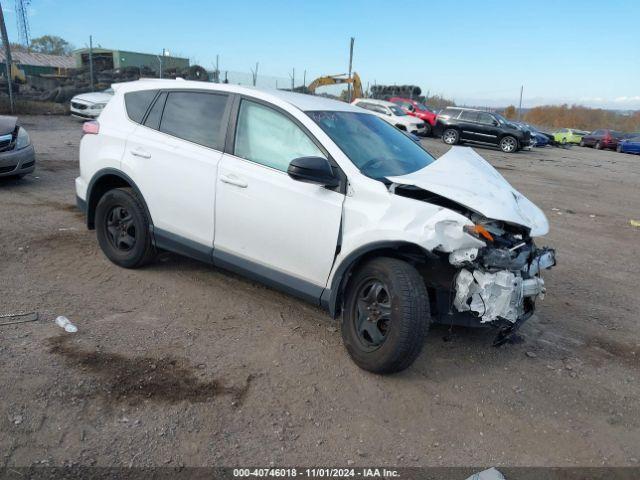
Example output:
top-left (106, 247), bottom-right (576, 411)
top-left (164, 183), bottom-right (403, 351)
top-left (389, 97), bottom-right (437, 136)
top-left (580, 129), bottom-right (624, 150)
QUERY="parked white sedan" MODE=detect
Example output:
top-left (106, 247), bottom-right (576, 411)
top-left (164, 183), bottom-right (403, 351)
top-left (76, 80), bottom-right (555, 374)
top-left (70, 88), bottom-right (114, 119)
top-left (351, 98), bottom-right (426, 135)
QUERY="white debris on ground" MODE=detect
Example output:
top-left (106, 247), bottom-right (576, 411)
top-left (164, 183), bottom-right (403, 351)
top-left (465, 467), bottom-right (506, 480)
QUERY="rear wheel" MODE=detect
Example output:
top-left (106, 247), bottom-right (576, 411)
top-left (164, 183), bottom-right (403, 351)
top-left (595, 141), bottom-right (602, 150)
top-left (341, 257), bottom-right (430, 374)
top-left (500, 135), bottom-right (518, 153)
top-left (95, 187), bottom-right (155, 269)
top-left (442, 128), bottom-right (459, 145)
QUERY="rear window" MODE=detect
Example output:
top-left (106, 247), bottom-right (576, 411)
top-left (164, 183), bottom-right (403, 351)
top-left (441, 108), bottom-right (461, 119)
top-left (159, 91), bottom-right (228, 150)
top-left (124, 90), bottom-right (158, 123)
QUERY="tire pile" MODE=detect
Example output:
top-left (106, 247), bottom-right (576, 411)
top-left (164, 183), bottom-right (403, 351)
top-left (10, 65), bottom-right (210, 104)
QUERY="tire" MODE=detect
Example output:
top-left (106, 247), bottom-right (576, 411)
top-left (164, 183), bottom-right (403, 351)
top-left (616, 144), bottom-right (623, 153)
top-left (579, 139), bottom-right (585, 147)
top-left (422, 123), bottom-right (432, 137)
top-left (95, 187), bottom-right (155, 269)
top-left (561, 137), bottom-right (567, 145)
top-left (341, 257), bottom-right (430, 374)
top-left (442, 128), bottom-right (459, 145)
top-left (595, 141), bottom-right (601, 150)
top-left (499, 135), bottom-right (518, 153)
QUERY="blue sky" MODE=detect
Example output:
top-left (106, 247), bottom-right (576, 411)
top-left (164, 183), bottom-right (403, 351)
top-left (4, 0), bottom-right (639, 108)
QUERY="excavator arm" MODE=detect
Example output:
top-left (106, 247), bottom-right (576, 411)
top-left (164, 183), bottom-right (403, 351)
top-left (307, 73), bottom-right (363, 100)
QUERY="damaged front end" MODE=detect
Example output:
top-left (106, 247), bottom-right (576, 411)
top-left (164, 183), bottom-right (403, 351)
top-left (449, 220), bottom-right (556, 344)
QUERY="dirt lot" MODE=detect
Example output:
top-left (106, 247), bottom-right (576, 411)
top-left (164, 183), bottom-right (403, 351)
top-left (1, 115), bottom-right (639, 469)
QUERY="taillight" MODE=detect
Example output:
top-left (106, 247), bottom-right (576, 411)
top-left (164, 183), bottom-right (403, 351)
top-left (82, 121), bottom-right (100, 135)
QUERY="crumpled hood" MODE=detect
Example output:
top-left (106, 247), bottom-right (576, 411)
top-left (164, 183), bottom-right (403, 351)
top-left (387, 146), bottom-right (549, 236)
top-left (0, 115), bottom-right (17, 136)
top-left (72, 92), bottom-right (113, 104)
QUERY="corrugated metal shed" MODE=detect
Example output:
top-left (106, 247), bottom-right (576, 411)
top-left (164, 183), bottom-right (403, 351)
top-left (0, 51), bottom-right (75, 69)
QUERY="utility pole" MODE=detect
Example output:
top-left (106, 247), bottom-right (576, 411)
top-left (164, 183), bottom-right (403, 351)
top-left (157, 48), bottom-right (165, 79)
top-left (303, 70), bottom-right (306, 89)
top-left (89, 35), bottom-right (95, 92)
top-left (347, 37), bottom-right (354, 102)
top-left (250, 62), bottom-right (259, 86)
top-left (518, 85), bottom-right (523, 121)
top-left (289, 68), bottom-right (295, 91)
top-left (0, 2), bottom-right (15, 113)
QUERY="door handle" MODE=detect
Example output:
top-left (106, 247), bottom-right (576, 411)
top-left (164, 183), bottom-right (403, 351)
top-left (220, 174), bottom-right (248, 188)
top-left (130, 148), bottom-right (151, 159)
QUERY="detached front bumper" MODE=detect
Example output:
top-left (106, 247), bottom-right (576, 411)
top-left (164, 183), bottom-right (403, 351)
top-left (452, 247), bottom-right (556, 325)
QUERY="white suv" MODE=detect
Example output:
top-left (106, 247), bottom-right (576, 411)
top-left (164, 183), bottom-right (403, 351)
top-left (76, 79), bottom-right (555, 374)
top-left (351, 98), bottom-right (426, 136)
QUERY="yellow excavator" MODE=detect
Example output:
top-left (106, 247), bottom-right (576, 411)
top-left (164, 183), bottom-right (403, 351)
top-left (307, 72), bottom-right (363, 100)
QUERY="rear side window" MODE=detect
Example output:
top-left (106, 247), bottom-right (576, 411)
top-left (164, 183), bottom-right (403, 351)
top-left (460, 111), bottom-right (478, 121)
top-left (124, 90), bottom-right (158, 123)
top-left (234, 100), bottom-right (324, 172)
top-left (159, 91), bottom-right (228, 150)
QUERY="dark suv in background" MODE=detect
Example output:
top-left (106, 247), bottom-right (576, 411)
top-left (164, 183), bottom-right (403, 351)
top-left (434, 107), bottom-right (531, 153)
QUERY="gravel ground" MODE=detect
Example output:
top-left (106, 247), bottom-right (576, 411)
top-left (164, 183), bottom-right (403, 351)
top-left (1, 115), bottom-right (639, 469)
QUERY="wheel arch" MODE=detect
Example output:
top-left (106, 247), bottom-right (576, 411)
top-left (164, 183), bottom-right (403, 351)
top-left (321, 241), bottom-right (434, 318)
top-left (86, 168), bottom-right (153, 230)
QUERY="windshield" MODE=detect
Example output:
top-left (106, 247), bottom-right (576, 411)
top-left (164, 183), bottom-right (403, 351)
top-left (307, 111), bottom-right (436, 180)
top-left (388, 105), bottom-right (406, 116)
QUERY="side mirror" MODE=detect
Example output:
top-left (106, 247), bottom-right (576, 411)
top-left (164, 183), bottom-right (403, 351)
top-left (287, 156), bottom-right (339, 188)
top-left (407, 105), bottom-right (415, 112)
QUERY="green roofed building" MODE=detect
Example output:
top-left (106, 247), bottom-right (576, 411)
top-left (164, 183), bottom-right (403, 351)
top-left (73, 48), bottom-right (189, 73)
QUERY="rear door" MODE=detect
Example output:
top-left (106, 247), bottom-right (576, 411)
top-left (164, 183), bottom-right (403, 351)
top-left (122, 90), bottom-right (231, 252)
top-left (213, 98), bottom-right (344, 301)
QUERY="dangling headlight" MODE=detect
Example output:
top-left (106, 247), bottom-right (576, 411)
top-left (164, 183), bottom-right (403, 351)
top-left (16, 127), bottom-right (31, 150)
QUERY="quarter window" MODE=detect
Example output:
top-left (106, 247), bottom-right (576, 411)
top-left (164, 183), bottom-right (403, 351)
top-left (159, 91), bottom-right (228, 150)
top-left (124, 90), bottom-right (158, 123)
top-left (234, 100), bottom-right (324, 172)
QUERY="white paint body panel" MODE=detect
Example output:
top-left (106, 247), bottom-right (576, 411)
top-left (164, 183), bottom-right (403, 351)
top-left (122, 125), bottom-right (222, 246)
top-left (214, 153), bottom-right (344, 287)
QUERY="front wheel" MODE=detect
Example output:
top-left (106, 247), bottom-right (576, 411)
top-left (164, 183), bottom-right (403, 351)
top-left (95, 187), bottom-right (155, 269)
top-left (341, 257), bottom-right (430, 374)
top-left (442, 128), bottom-right (459, 145)
top-left (500, 135), bottom-right (518, 153)
top-left (595, 141), bottom-right (601, 150)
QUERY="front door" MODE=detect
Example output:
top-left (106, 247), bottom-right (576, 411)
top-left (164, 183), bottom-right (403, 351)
top-left (213, 99), bottom-right (344, 302)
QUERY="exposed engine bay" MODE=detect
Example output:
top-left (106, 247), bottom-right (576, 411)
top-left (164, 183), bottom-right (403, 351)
top-left (448, 218), bottom-right (555, 324)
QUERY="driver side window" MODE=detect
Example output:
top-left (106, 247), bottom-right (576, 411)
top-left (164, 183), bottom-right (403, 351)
top-left (234, 100), bottom-right (324, 172)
